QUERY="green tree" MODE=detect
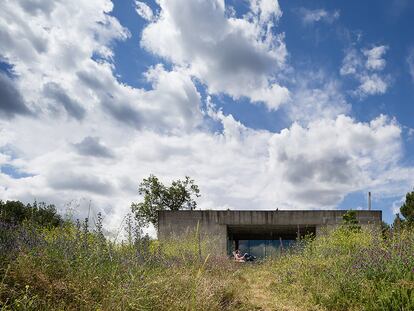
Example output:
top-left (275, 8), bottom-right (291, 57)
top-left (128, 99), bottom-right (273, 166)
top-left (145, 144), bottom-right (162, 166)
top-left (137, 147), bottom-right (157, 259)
top-left (342, 210), bottom-right (358, 225)
top-left (0, 200), bottom-right (63, 227)
top-left (400, 189), bottom-right (414, 224)
top-left (131, 175), bottom-right (200, 227)
top-left (342, 210), bottom-right (361, 231)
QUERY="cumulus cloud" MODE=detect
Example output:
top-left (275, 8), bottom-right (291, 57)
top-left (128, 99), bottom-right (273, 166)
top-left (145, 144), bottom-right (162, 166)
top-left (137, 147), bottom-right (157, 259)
top-left (299, 8), bottom-right (340, 24)
top-left (340, 49), bottom-right (362, 76)
top-left (249, 0), bottom-right (283, 25)
top-left (141, 0), bottom-right (289, 110)
top-left (340, 45), bottom-right (390, 97)
top-left (135, 1), bottom-right (153, 21)
top-left (15, 0), bottom-right (56, 16)
top-left (358, 74), bottom-right (388, 95)
top-left (2, 111), bottom-right (413, 233)
top-left (0, 73), bottom-right (31, 118)
top-left (43, 82), bottom-right (86, 120)
top-left (286, 71), bottom-right (350, 124)
top-left (268, 115), bottom-right (403, 201)
top-left (0, 0), bottom-right (129, 121)
top-left (363, 45), bottom-right (388, 70)
top-left (48, 171), bottom-right (115, 195)
top-left (73, 136), bottom-right (115, 158)
top-left (0, 0), bottom-right (203, 229)
top-left (0, 0), bottom-right (413, 234)
top-left (0, 0), bottom-right (203, 133)
top-left (77, 64), bottom-right (203, 132)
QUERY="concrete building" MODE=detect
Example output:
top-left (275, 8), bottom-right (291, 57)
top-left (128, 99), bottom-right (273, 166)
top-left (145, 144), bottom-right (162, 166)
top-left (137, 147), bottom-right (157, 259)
top-left (158, 210), bottom-right (382, 257)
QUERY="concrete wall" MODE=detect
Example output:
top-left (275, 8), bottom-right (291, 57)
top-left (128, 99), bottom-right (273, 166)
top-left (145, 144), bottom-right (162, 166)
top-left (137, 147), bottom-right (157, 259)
top-left (158, 210), bottom-right (228, 255)
top-left (158, 210), bottom-right (382, 256)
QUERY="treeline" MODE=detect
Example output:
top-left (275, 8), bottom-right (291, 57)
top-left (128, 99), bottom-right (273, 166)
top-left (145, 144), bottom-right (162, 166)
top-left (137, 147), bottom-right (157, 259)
top-left (393, 189), bottom-right (414, 229)
top-left (1, 186), bottom-right (414, 233)
top-left (0, 200), bottom-right (63, 228)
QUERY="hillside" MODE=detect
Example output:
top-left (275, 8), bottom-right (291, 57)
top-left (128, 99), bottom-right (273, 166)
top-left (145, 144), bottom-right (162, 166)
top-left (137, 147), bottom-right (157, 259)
top-left (1, 216), bottom-right (413, 310)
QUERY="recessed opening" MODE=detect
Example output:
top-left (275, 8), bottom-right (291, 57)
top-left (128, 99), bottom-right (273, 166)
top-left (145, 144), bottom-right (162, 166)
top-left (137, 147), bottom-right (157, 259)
top-left (227, 225), bottom-right (316, 258)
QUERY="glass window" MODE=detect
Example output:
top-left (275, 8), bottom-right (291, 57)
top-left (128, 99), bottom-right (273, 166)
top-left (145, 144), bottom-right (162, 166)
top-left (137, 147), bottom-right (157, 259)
top-left (232, 239), bottom-right (295, 258)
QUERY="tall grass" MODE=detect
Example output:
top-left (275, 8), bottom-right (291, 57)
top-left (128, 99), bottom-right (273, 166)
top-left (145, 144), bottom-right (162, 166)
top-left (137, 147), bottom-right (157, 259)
top-left (244, 227), bottom-right (414, 311)
top-left (0, 220), bottom-right (247, 311)
top-left (1, 220), bottom-right (413, 310)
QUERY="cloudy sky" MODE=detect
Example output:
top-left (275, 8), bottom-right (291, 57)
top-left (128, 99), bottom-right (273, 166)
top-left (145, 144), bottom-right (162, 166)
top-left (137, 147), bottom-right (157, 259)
top-left (1, 0), bottom-right (414, 231)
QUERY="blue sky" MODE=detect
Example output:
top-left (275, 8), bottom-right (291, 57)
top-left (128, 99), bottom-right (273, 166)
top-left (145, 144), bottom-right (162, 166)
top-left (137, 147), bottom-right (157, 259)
top-left (1, 0), bottom-right (414, 228)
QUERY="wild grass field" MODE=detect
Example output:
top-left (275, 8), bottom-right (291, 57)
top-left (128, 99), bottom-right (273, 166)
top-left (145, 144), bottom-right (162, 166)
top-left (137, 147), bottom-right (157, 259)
top-left (1, 202), bottom-right (414, 310)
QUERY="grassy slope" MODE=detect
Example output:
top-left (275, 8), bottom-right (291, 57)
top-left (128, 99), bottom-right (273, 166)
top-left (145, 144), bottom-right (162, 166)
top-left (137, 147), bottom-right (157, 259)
top-left (243, 228), bottom-right (414, 311)
top-left (1, 224), bottom-right (414, 310)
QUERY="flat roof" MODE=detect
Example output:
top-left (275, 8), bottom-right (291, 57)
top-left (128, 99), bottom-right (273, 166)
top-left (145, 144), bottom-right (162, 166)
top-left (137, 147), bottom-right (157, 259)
top-left (158, 209), bottom-right (382, 226)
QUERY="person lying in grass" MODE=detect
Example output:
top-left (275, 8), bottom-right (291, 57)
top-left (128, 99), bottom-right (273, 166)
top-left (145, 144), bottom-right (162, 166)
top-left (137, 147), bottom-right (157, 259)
top-left (233, 249), bottom-right (245, 262)
top-left (233, 249), bottom-right (256, 262)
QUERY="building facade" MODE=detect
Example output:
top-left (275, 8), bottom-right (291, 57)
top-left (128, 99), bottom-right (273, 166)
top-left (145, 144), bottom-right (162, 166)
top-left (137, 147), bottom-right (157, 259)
top-left (158, 210), bottom-right (382, 257)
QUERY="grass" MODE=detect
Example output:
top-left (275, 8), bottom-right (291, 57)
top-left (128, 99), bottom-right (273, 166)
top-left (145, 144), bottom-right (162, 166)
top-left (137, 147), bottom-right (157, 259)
top-left (1, 220), bottom-right (414, 310)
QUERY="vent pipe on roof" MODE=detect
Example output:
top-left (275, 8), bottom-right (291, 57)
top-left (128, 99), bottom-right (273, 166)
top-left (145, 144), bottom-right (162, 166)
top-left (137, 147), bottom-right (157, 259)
top-left (368, 192), bottom-right (372, 211)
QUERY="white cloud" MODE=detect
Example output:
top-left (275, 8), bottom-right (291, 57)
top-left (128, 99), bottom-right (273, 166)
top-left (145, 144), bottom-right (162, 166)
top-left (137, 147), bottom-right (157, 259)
top-left (299, 8), bottom-right (340, 24)
top-left (0, 73), bottom-right (32, 118)
top-left (340, 49), bottom-right (362, 76)
top-left (340, 45), bottom-right (390, 97)
top-left (2, 111), bottom-right (413, 233)
top-left (363, 45), bottom-right (388, 71)
top-left (358, 74), bottom-right (388, 95)
top-left (0, 0), bottom-right (128, 117)
top-left (0, 0), bottom-right (203, 133)
top-left (0, 0), bottom-right (413, 235)
top-left (249, 0), bottom-right (283, 25)
top-left (286, 71), bottom-right (350, 124)
top-left (266, 115), bottom-right (408, 207)
top-left (0, 0), bottom-right (205, 229)
top-left (73, 136), bottom-right (115, 158)
top-left (135, 1), bottom-right (153, 21)
top-left (140, 0), bottom-right (289, 110)
top-left (391, 197), bottom-right (405, 215)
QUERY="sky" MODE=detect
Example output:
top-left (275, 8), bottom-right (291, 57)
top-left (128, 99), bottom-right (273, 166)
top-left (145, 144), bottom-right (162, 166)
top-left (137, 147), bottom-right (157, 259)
top-left (1, 0), bottom-right (414, 232)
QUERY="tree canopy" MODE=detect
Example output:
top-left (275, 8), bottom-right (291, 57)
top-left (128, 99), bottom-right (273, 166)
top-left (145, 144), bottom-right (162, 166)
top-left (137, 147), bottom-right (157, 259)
top-left (131, 175), bottom-right (200, 227)
top-left (342, 210), bottom-right (361, 231)
top-left (391, 189), bottom-right (414, 229)
top-left (400, 189), bottom-right (414, 223)
top-left (0, 200), bottom-right (63, 227)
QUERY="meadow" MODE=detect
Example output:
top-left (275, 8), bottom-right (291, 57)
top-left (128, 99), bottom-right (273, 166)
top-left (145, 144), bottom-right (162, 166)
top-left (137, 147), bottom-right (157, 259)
top-left (1, 210), bottom-right (413, 310)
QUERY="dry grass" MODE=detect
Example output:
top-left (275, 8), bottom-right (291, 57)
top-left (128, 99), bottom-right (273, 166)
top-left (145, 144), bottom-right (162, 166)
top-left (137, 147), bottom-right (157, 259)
top-left (1, 223), bottom-right (414, 310)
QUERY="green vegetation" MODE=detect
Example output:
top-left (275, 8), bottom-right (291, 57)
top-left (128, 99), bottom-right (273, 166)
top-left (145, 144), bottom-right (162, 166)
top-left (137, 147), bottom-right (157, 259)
top-left (0, 200), bottom-right (63, 228)
top-left (1, 217), bottom-right (413, 310)
top-left (131, 175), bottom-right (200, 227)
top-left (341, 209), bottom-right (361, 232)
top-left (400, 189), bottom-right (414, 224)
top-left (0, 215), bottom-right (244, 311)
top-left (245, 227), bottom-right (414, 310)
top-left (1, 192), bottom-right (414, 310)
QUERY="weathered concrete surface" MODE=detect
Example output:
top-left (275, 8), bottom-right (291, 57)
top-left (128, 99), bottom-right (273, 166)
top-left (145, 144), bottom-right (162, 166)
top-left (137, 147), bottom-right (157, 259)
top-left (158, 210), bottom-right (382, 255)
